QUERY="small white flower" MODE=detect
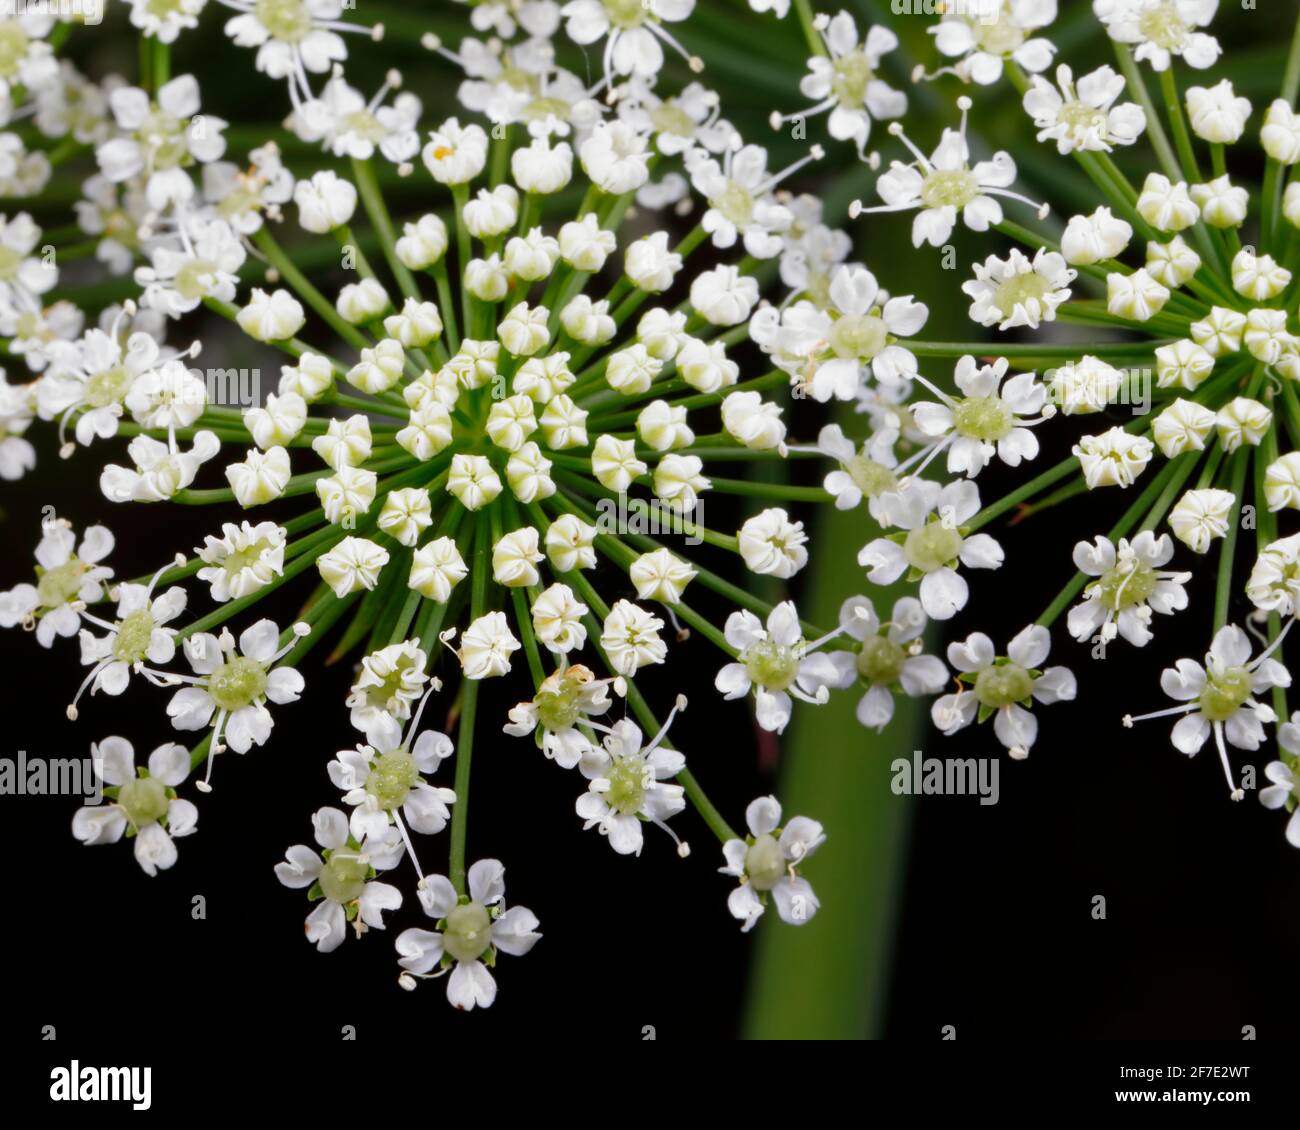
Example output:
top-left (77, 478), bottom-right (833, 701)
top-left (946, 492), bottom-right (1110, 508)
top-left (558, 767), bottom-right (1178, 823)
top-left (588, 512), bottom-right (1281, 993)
top-left (858, 479), bottom-right (1002, 621)
top-left (1262, 98), bottom-right (1300, 164)
top-left (1190, 176), bottom-right (1248, 228)
top-left (720, 796), bottom-right (823, 932)
top-left (422, 117), bottom-right (489, 185)
top-left (346, 641), bottom-right (429, 748)
top-left (836, 595), bottom-right (946, 730)
top-left (196, 521), bottom-right (286, 603)
top-left (1247, 533), bottom-right (1300, 616)
top-left (167, 618), bottom-right (307, 761)
top-left (1068, 532), bottom-right (1189, 646)
top-left (1152, 398), bottom-right (1216, 457)
top-left (1048, 354), bottom-right (1125, 414)
top-left (1190, 305), bottom-right (1245, 356)
top-left (1259, 750), bottom-right (1300, 848)
top-left (237, 287), bottom-right (305, 343)
top-left (294, 170), bottom-right (358, 233)
top-left (1185, 79), bottom-right (1251, 143)
top-left (410, 537), bottom-right (468, 603)
top-left (1233, 251), bottom-right (1291, 302)
top-left (1124, 625), bottom-right (1289, 800)
top-left (492, 527), bottom-right (545, 588)
top-left (1107, 268), bottom-right (1170, 321)
top-left (377, 488), bottom-right (432, 548)
top-left (1146, 235), bottom-right (1201, 287)
top-left (624, 231), bottom-right (681, 292)
top-left (1022, 64), bottom-right (1146, 154)
top-left (276, 806), bottom-right (403, 954)
top-left (1136, 172), bottom-right (1199, 232)
top-left (932, 625), bottom-right (1076, 758)
top-left (545, 514), bottom-right (597, 572)
top-left (1215, 397), bottom-right (1272, 452)
top-left (629, 548), bottom-right (695, 605)
top-left (1095, 0), bottom-right (1221, 72)
top-left (963, 246), bottom-right (1075, 330)
top-left (531, 583), bottom-right (588, 654)
top-left (1061, 206), bottom-right (1133, 265)
top-left (690, 264), bottom-right (758, 326)
top-left (395, 859), bottom-right (540, 1008)
top-left (447, 453), bottom-right (503, 510)
top-left (72, 737), bottom-right (196, 877)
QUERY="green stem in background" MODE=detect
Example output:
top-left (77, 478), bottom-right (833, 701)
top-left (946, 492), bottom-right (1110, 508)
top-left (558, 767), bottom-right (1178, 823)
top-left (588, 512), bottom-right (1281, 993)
top-left (352, 157), bottom-right (421, 301)
top-left (253, 227), bottom-right (372, 353)
top-left (448, 518), bottom-right (487, 895)
top-left (793, 0), bottom-right (826, 57)
top-left (1212, 446), bottom-right (1250, 632)
top-left (743, 410), bottom-right (918, 1040)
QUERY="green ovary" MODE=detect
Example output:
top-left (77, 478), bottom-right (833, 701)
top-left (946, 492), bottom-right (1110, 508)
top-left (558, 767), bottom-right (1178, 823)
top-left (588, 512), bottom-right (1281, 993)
top-left (83, 365), bottom-right (131, 409)
top-left (649, 104), bottom-right (695, 137)
top-left (847, 452), bottom-right (897, 498)
top-left (318, 851), bottom-right (369, 904)
top-left (443, 901), bottom-right (493, 963)
top-left (366, 748), bottom-right (419, 811)
top-left (604, 755), bottom-right (648, 816)
top-left (173, 259), bottom-right (216, 301)
top-left (903, 522), bottom-right (964, 573)
top-left (953, 396), bottom-right (1014, 443)
top-left (35, 560), bottom-right (87, 610)
top-left (603, 0), bottom-right (648, 29)
top-left (536, 679), bottom-right (583, 733)
top-left (1198, 666), bottom-right (1253, 723)
top-left (112, 609), bottom-right (156, 664)
top-left (856, 635), bottom-right (906, 686)
top-left (342, 110), bottom-right (387, 144)
top-left (973, 12), bottom-right (1024, 57)
top-left (714, 182), bottom-right (754, 228)
top-left (974, 662), bottom-right (1034, 709)
top-left (744, 638), bottom-right (802, 692)
top-left (831, 51), bottom-right (874, 107)
top-left (1138, 3), bottom-right (1189, 50)
top-left (256, 0), bottom-right (311, 42)
top-left (1094, 564), bottom-right (1158, 611)
top-left (207, 655), bottom-right (268, 712)
top-left (526, 95), bottom-right (571, 123)
top-left (920, 169), bottom-right (979, 210)
top-left (0, 244), bottom-right (22, 282)
top-left (1058, 100), bottom-right (1108, 136)
top-left (992, 272), bottom-right (1050, 318)
top-left (828, 313), bottom-right (888, 361)
top-left (138, 112), bottom-right (188, 169)
top-left (0, 24), bottom-right (30, 79)
top-left (119, 776), bottom-right (169, 829)
top-left (744, 834), bottom-right (786, 892)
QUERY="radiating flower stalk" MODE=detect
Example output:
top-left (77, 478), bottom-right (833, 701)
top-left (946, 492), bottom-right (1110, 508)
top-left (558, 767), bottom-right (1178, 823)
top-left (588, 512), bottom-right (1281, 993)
top-left (3, 0), bottom-right (1300, 1016)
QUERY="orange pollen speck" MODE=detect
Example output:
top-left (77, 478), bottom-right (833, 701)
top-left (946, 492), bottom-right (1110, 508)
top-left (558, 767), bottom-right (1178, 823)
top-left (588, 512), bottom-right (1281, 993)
top-left (433, 146), bottom-right (454, 160)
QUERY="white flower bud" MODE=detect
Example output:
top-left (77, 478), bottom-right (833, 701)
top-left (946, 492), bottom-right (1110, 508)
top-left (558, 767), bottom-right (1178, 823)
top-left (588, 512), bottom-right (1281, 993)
top-left (294, 170), bottom-right (357, 234)
top-left (312, 413), bottom-right (371, 469)
top-left (225, 445), bottom-right (290, 506)
top-left (1152, 398), bottom-right (1216, 457)
top-left (244, 391), bottom-right (307, 449)
top-left (1107, 268), bottom-right (1170, 321)
top-left (512, 137), bottom-right (573, 194)
top-left (316, 465), bottom-right (377, 524)
top-left (721, 390), bottom-right (786, 450)
top-left (592, 434), bottom-right (646, 492)
top-left (278, 351), bottom-right (334, 402)
top-left (345, 338), bottom-right (404, 394)
top-left (485, 393), bottom-right (538, 452)
top-left (624, 232), bottom-right (682, 293)
top-left (446, 340), bottom-right (499, 390)
top-left (1155, 339), bottom-right (1215, 390)
top-left (1185, 80), bottom-right (1251, 143)
top-left (538, 394), bottom-right (588, 449)
top-left (1136, 173), bottom-right (1199, 232)
top-left (677, 337), bottom-right (738, 394)
top-left (395, 214), bottom-right (449, 269)
top-left (409, 536), bottom-right (467, 602)
top-left (1264, 452), bottom-right (1300, 512)
top-left (513, 352), bottom-right (574, 402)
top-left (396, 401), bottom-right (453, 461)
top-left (1190, 175), bottom-right (1248, 227)
top-left (422, 118), bottom-right (488, 185)
top-left (1048, 355), bottom-right (1123, 413)
top-left (1189, 305), bottom-right (1245, 356)
top-left (318, 537), bottom-right (389, 597)
top-left (1233, 249), bottom-right (1292, 300)
top-left (505, 442), bottom-right (555, 503)
top-left (599, 600), bottom-right (665, 677)
top-left (691, 264), bottom-right (759, 326)
top-left (336, 277), bottom-right (391, 324)
top-left (605, 343), bottom-right (661, 395)
top-left (637, 307), bottom-right (689, 360)
top-left (1262, 98), bottom-right (1300, 164)
top-left (456, 611), bottom-right (520, 679)
top-left (376, 488), bottom-right (432, 548)
top-left (492, 527), bottom-right (544, 588)
top-left (237, 287), bottom-right (305, 342)
top-left (1145, 235), bottom-right (1200, 287)
top-left (503, 228), bottom-right (560, 281)
top-left (447, 453), bottom-right (501, 510)
top-left (654, 452), bottom-right (709, 513)
top-left (531, 583), bottom-right (588, 653)
top-left (383, 298), bottom-right (443, 347)
top-left (1169, 489), bottom-right (1235, 554)
top-left (1061, 207), bottom-right (1132, 265)
top-left (1073, 427), bottom-right (1154, 488)
top-left (629, 548), bottom-right (696, 605)
top-left (464, 254), bottom-right (509, 301)
top-left (498, 302), bottom-right (550, 357)
top-left (462, 184), bottom-right (519, 238)
top-left (1215, 396), bottom-right (1272, 452)
top-left (545, 514), bottom-right (596, 572)
top-left (559, 294), bottom-right (615, 345)
top-left (1244, 307), bottom-right (1296, 363)
top-left (739, 508), bottom-right (807, 578)
top-left (637, 399), bottom-right (694, 452)
top-left (558, 214), bottom-right (616, 272)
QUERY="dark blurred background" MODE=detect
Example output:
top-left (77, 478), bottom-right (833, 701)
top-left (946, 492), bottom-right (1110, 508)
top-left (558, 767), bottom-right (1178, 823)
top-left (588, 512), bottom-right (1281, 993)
top-left (3, 1), bottom-right (1299, 1044)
